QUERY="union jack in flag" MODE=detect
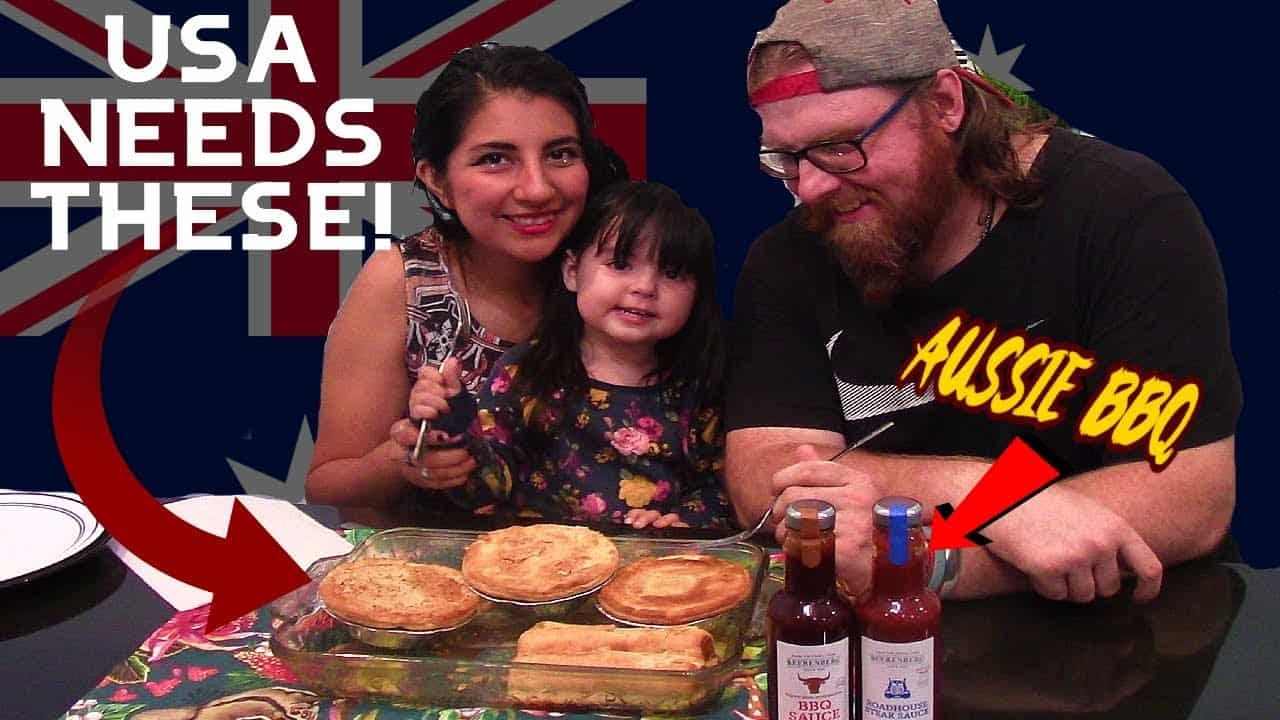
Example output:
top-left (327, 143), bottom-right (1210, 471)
top-left (0, 0), bottom-right (646, 338)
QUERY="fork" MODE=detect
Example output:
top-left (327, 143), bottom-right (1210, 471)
top-left (700, 420), bottom-right (895, 547)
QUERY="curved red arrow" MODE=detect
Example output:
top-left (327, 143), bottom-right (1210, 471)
top-left (929, 437), bottom-right (1061, 551)
top-left (51, 248), bottom-right (310, 632)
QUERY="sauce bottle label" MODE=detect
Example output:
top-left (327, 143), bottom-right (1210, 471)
top-left (775, 638), bottom-right (851, 720)
top-left (859, 637), bottom-right (934, 720)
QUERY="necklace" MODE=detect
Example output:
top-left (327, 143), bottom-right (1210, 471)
top-left (978, 193), bottom-right (997, 242)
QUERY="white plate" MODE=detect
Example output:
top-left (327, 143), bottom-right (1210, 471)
top-left (0, 491), bottom-right (108, 588)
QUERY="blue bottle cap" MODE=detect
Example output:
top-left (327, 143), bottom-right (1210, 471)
top-left (874, 497), bottom-right (923, 566)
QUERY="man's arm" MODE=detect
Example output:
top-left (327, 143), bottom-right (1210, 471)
top-left (859, 437), bottom-right (1233, 560)
top-left (1052, 437), bottom-right (1235, 564)
top-left (938, 437), bottom-right (1232, 601)
top-left (727, 425), bottom-right (1234, 600)
top-left (723, 217), bottom-right (851, 525)
top-left (725, 426), bottom-right (845, 527)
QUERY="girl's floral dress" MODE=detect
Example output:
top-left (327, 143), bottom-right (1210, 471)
top-left (445, 344), bottom-right (732, 528)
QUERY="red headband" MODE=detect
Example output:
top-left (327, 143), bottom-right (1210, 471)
top-left (748, 69), bottom-right (823, 107)
top-left (748, 67), bottom-right (1017, 109)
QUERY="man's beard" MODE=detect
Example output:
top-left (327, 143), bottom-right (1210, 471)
top-left (801, 128), bottom-right (961, 307)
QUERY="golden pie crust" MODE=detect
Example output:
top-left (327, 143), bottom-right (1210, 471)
top-left (515, 621), bottom-right (717, 670)
top-left (598, 554), bottom-right (752, 624)
top-left (461, 524), bottom-right (619, 601)
top-left (318, 558), bottom-right (479, 630)
top-left (508, 621), bottom-right (718, 708)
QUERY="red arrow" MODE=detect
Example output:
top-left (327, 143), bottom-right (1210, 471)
top-left (51, 244), bottom-right (310, 632)
top-left (929, 438), bottom-right (1061, 551)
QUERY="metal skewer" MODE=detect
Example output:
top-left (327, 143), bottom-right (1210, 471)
top-left (702, 420), bottom-right (895, 547)
top-left (826, 419), bottom-right (894, 463)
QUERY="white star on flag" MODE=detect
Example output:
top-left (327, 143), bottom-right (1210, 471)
top-left (228, 417), bottom-right (314, 502)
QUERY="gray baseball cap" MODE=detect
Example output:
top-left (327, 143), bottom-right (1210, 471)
top-left (749, 0), bottom-right (958, 95)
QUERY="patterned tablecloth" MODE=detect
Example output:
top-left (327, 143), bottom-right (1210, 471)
top-left (62, 534), bottom-right (778, 720)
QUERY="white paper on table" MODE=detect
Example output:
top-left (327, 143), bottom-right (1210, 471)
top-left (109, 495), bottom-right (352, 611)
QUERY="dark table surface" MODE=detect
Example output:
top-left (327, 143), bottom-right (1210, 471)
top-left (3, 502), bottom-right (1278, 720)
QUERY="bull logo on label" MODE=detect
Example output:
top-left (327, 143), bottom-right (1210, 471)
top-left (797, 669), bottom-right (831, 694)
top-left (884, 678), bottom-right (910, 699)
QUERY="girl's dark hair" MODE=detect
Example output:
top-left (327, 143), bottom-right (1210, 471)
top-left (514, 180), bottom-right (726, 413)
top-left (410, 44), bottom-right (627, 242)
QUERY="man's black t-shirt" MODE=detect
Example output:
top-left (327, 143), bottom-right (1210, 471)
top-left (727, 128), bottom-right (1241, 473)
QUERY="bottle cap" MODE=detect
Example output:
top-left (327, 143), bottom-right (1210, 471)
top-left (873, 497), bottom-right (923, 566)
top-left (873, 496), bottom-right (924, 527)
top-left (785, 499), bottom-right (836, 531)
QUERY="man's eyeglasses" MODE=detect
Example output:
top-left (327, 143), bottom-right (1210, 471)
top-left (758, 82), bottom-right (923, 180)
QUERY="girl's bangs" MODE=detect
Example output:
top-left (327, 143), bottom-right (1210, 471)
top-left (597, 195), bottom-right (711, 277)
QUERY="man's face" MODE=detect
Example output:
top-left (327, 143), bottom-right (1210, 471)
top-left (756, 79), bottom-right (962, 306)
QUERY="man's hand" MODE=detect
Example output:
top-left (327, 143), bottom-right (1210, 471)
top-left (771, 444), bottom-right (880, 597)
top-left (982, 483), bottom-right (1163, 603)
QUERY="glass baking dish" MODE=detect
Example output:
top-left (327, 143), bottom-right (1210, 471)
top-left (270, 526), bottom-right (768, 714)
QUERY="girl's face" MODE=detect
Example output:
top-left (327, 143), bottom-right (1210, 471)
top-left (562, 231), bottom-right (697, 354)
top-left (419, 91), bottom-right (589, 264)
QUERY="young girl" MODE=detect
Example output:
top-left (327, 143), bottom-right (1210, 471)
top-left (411, 181), bottom-right (732, 528)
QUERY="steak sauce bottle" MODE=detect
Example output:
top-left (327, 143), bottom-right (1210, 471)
top-left (857, 497), bottom-right (941, 720)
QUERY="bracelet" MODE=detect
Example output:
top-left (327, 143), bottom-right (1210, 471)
top-left (942, 547), bottom-right (960, 594)
top-left (927, 549), bottom-right (947, 592)
top-left (923, 519), bottom-right (961, 595)
top-left (927, 548), bottom-right (961, 594)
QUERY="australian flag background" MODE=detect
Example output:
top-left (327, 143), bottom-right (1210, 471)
top-left (2, 1), bottom-right (1274, 568)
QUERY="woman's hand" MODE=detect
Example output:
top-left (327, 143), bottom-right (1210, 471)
top-left (388, 417), bottom-right (477, 490)
top-left (625, 508), bottom-right (689, 529)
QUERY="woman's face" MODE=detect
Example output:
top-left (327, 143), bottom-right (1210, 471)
top-left (420, 91), bottom-right (589, 265)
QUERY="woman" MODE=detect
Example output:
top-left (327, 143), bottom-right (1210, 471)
top-left (306, 44), bottom-right (627, 507)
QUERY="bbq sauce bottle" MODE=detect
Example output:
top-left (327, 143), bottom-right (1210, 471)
top-left (857, 497), bottom-right (941, 720)
top-left (767, 500), bottom-right (855, 720)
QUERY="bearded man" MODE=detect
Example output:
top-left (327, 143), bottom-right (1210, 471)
top-left (724, 0), bottom-right (1242, 604)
